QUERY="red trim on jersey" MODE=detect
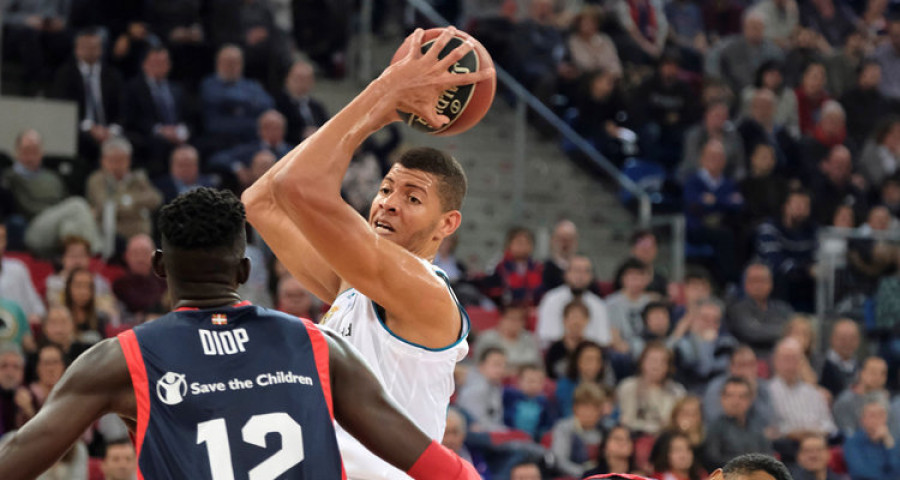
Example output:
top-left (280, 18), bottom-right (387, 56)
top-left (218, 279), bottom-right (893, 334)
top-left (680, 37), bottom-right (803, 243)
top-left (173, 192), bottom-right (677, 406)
top-left (173, 300), bottom-right (253, 312)
top-left (300, 319), bottom-right (346, 479)
top-left (117, 330), bottom-right (149, 480)
top-left (302, 319), bottom-right (334, 419)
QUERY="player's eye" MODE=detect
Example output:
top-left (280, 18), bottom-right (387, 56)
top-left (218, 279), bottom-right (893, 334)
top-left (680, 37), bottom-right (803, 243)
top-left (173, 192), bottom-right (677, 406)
top-left (380, 187), bottom-right (390, 195)
top-left (410, 196), bottom-right (421, 204)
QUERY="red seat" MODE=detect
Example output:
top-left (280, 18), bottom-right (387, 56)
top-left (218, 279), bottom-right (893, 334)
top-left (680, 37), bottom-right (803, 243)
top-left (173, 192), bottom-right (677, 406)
top-left (828, 445), bottom-right (847, 474)
top-left (488, 429), bottom-right (532, 444)
top-left (540, 430), bottom-right (553, 448)
top-left (106, 324), bottom-right (132, 338)
top-left (466, 307), bottom-right (500, 333)
top-left (87, 457), bottom-right (103, 480)
top-left (90, 258), bottom-right (126, 284)
top-left (4, 252), bottom-right (54, 299)
top-left (634, 434), bottom-right (657, 473)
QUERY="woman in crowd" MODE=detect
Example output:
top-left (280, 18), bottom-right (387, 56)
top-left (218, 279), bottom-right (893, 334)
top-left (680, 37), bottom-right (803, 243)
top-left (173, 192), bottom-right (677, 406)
top-left (741, 61), bottom-right (799, 133)
top-left (556, 340), bottom-right (616, 417)
top-left (582, 424), bottom-right (638, 477)
top-left (651, 432), bottom-right (706, 480)
top-left (64, 267), bottom-right (112, 344)
top-left (545, 300), bottom-right (590, 379)
top-left (616, 342), bottom-right (686, 436)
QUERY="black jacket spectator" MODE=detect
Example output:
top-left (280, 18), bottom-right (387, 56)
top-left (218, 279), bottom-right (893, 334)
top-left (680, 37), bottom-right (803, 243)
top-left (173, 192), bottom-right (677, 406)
top-left (51, 59), bottom-right (124, 132)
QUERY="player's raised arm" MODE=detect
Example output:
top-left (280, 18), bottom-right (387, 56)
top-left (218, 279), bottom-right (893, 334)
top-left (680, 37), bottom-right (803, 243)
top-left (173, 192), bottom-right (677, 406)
top-left (0, 339), bottom-right (133, 480)
top-left (246, 27), bottom-right (491, 345)
top-left (324, 328), bottom-right (479, 479)
top-left (242, 161), bottom-right (343, 304)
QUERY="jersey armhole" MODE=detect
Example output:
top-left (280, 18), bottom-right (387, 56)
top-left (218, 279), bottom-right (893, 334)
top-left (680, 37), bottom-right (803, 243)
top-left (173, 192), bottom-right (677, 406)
top-left (371, 270), bottom-right (471, 352)
top-left (117, 330), bottom-right (149, 480)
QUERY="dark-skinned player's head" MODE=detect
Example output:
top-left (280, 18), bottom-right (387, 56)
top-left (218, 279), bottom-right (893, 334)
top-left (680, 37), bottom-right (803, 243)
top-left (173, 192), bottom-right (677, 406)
top-left (369, 147), bottom-right (467, 258)
top-left (154, 188), bottom-right (250, 293)
top-left (708, 453), bottom-right (792, 480)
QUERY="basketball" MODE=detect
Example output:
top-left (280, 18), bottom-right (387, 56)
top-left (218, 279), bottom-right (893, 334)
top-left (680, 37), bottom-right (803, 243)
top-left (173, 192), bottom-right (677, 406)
top-left (390, 27), bottom-right (496, 136)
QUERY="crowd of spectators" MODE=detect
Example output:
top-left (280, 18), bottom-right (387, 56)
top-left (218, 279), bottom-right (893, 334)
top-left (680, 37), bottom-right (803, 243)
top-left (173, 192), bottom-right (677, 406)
top-left (5, 0), bottom-right (900, 480)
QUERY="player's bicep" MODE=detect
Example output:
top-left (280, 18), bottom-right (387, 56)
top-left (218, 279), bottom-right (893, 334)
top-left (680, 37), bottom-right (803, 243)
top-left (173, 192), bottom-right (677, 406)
top-left (0, 340), bottom-right (130, 479)
top-left (325, 329), bottom-right (430, 471)
top-left (243, 180), bottom-right (342, 303)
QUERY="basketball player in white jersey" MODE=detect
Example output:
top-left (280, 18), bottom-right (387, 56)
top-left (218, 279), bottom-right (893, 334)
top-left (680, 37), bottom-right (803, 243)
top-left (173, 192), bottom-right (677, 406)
top-left (242, 28), bottom-right (493, 479)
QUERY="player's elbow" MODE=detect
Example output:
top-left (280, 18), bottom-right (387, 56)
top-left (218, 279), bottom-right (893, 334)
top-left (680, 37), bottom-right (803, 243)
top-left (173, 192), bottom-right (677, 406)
top-left (272, 168), bottom-right (327, 210)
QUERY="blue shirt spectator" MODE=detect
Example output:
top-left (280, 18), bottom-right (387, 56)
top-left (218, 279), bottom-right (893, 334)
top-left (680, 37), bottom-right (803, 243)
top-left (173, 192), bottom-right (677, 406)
top-left (200, 45), bottom-right (273, 146)
top-left (208, 110), bottom-right (291, 174)
top-left (844, 401), bottom-right (900, 480)
top-left (502, 366), bottom-right (555, 440)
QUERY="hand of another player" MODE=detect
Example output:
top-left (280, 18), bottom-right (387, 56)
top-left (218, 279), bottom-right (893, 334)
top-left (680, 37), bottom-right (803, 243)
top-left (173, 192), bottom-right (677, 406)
top-left (378, 27), bottom-right (494, 129)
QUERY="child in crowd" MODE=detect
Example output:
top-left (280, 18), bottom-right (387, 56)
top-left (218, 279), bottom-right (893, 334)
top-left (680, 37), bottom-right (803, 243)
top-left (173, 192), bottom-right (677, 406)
top-left (502, 364), bottom-right (555, 440)
top-left (457, 347), bottom-right (508, 432)
top-left (550, 383), bottom-right (607, 478)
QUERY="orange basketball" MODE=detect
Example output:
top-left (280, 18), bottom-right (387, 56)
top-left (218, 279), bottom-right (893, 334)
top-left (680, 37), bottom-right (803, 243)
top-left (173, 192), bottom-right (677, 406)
top-left (390, 27), bottom-right (496, 136)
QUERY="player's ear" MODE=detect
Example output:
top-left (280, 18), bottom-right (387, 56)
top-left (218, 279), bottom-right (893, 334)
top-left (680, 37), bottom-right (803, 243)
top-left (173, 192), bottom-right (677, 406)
top-left (436, 210), bottom-right (462, 239)
top-left (152, 249), bottom-right (167, 278)
top-left (236, 257), bottom-right (251, 286)
top-left (708, 468), bottom-right (724, 480)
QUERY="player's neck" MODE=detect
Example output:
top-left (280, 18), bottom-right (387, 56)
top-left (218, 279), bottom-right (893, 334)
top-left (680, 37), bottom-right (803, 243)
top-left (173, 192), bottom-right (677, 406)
top-left (169, 279), bottom-right (243, 310)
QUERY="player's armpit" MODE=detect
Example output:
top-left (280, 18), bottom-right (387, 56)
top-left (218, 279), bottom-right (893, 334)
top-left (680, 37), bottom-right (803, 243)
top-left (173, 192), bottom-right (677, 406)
top-left (0, 339), bottom-right (133, 480)
top-left (242, 175), bottom-right (342, 304)
top-left (272, 180), bottom-right (459, 347)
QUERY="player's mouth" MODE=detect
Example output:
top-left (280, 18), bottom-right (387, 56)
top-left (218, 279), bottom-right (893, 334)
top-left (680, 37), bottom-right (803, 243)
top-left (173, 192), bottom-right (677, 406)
top-left (374, 220), bottom-right (395, 233)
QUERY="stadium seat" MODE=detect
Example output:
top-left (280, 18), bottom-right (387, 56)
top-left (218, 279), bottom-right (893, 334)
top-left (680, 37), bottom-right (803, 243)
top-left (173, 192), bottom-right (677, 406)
top-left (88, 457), bottom-right (103, 480)
top-left (828, 445), bottom-right (847, 474)
top-left (4, 251), bottom-right (54, 299)
top-left (466, 307), bottom-right (501, 332)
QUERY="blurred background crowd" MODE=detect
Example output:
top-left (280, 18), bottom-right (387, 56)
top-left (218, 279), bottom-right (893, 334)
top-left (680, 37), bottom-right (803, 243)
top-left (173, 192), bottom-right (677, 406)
top-left (4, 0), bottom-right (900, 479)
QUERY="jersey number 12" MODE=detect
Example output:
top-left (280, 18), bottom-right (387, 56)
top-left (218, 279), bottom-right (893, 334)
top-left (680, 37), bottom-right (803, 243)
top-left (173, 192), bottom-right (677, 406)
top-left (197, 412), bottom-right (304, 480)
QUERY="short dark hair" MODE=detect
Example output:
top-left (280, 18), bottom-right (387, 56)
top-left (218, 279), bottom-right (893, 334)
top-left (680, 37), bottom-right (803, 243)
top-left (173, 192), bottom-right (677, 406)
top-left (103, 438), bottom-right (134, 458)
top-left (721, 376), bottom-right (752, 395)
top-left (157, 188), bottom-right (246, 252)
top-left (641, 301), bottom-right (670, 324)
top-left (619, 258), bottom-right (648, 276)
top-left (518, 363), bottom-right (543, 377)
top-left (629, 229), bottom-right (655, 246)
top-left (722, 454), bottom-right (792, 480)
top-left (396, 147), bottom-right (467, 211)
top-left (684, 268), bottom-right (712, 285)
top-left (479, 346), bottom-right (506, 364)
top-left (76, 27), bottom-right (102, 40)
top-left (504, 226), bottom-right (534, 249)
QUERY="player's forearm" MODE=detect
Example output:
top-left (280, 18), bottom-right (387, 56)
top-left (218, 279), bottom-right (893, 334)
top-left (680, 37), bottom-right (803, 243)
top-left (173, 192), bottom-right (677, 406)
top-left (270, 78), bottom-right (396, 201)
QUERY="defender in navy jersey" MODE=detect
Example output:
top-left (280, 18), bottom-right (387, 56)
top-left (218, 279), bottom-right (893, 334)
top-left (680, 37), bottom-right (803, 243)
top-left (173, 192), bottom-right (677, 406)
top-left (0, 188), bottom-right (480, 480)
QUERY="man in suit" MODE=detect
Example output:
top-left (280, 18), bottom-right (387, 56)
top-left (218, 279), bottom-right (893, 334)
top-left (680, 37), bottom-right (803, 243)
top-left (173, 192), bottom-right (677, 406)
top-left (683, 138), bottom-right (744, 284)
top-left (152, 145), bottom-right (216, 205)
top-left (207, 109), bottom-right (291, 190)
top-left (123, 46), bottom-right (191, 177)
top-left (275, 60), bottom-right (329, 144)
top-left (50, 28), bottom-right (124, 164)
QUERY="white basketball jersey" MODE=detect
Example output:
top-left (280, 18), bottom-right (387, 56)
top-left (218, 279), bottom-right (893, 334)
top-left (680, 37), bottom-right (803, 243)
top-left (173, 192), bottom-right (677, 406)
top-left (321, 263), bottom-right (470, 480)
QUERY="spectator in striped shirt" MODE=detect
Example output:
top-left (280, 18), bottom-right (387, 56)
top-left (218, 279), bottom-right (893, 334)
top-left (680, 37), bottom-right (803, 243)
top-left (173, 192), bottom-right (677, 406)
top-left (768, 338), bottom-right (837, 460)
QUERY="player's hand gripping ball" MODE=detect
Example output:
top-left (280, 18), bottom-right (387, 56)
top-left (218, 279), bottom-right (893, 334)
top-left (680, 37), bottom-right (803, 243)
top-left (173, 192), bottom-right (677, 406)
top-left (391, 27), bottom-right (497, 136)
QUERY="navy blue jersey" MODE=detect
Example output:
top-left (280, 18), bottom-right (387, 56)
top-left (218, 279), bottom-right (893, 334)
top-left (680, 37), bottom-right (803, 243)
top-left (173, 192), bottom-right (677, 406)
top-left (118, 302), bottom-right (344, 480)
